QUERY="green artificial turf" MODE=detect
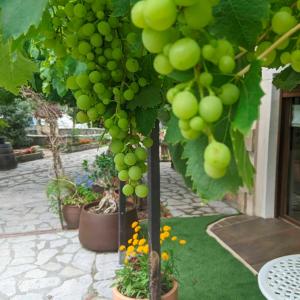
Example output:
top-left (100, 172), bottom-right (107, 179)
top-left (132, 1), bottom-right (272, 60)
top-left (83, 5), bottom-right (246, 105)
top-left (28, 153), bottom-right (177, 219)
top-left (162, 216), bottom-right (264, 300)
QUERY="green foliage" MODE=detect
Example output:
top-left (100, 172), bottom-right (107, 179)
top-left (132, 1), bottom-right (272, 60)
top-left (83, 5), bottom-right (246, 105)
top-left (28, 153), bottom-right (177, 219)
top-left (0, 42), bottom-right (37, 94)
top-left (273, 66), bottom-right (300, 91)
top-left (0, 0), bottom-right (49, 40)
top-left (165, 114), bottom-right (184, 145)
top-left (233, 61), bottom-right (264, 135)
top-left (135, 107), bottom-right (158, 136)
top-left (212, 0), bottom-right (269, 50)
top-left (0, 98), bottom-right (33, 148)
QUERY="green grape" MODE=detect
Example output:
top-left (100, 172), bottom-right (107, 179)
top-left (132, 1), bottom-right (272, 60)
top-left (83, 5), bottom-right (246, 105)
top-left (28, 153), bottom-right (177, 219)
top-left (109, 125), bottom-right (120, 138)
top-left (272, 11), bottom-right (296, 35)
top-left (90, 33), bottom-right (103, 47)
top-left (122, 184), bottom-right (134, 196)
top-left (116, 162), bottom-right (127, 172)
top-left (118, 170), bottom-right (129, 181)
top-left (135, 147), bottom-right (147, 161)
top-left (111, 38), bottom-right (121, 48)
top-left (131, 0), bottom-right (147, 29)
top-left (96, 10), bottom-right (105, 19)
top-left (276, 36), bottom-right (289, 50)
top-left (77, 95), bottom-right (92, 110)
top-left (74, 90), bottom-right (83, 100)
top-left (128, 166), bottom-right (142, 180)
top-left (110, 139), bottom-right (124, 153)
top-left (143, 137), bottom-right (153, 148)
top-left (93, 83), bottom-right (105, 94)
top-left (123, 89), bottom-right (135, 101)
top-left (118, 118), bottom-right (129, 130)
top-left (126, 32), bottom-right (138, 44)
top-left (215, 39), bottom-right (234, 60)
top-left (142, 28), bottom-right (172, 53)
top-left (66, 76), bottom-right (79, 90)
top-left (73, 3), bottom-right (87, 18)
top-left (81, 23), bottom-right (95, 36)
top-left (219, 83), bottom-right (240, 105)
top-left (114, 153), bottom-right (125, 165)
top-left (87, 54), bottom-right (96, 62)
top-left (143, 0), bottom-right (177, 31)
top-left (166, 87), bottom-right (177, 104)
top-left (130, 82), bottom-right (139, 93)
top-left (199, 72), bottom-right (213, 87)
top-left (76, 74), bottom-right (90, 89)
top-left (104, 118), bottom-right (113, 129)
top-left (108, 17), bottom-right (119, 28)
top-left (89, 71), bottom-right (101, 83)
top-left (256, 41), bottom-right (276, 67)
top-left (98, 56), bottom-right (106, 65)
top-left (97, 21), bottom-right (111, 35)
top-left (95, 103), bottom-right (105, 115)
top-left (135, 184), bottom-right (149, 198)
top-left (204, 161), bottom-right (226, 179)
top-left (104, 48), bottom-right (113, 59)
top-left (181, 128), bottom-right (200, 140)
top-left (183, 0), bottom-right (212, 29)
top-left (199, 96), bottom-right (223, 123)
top-left (153, 54), bottom-right (173, 75)
top-left (54, 42), bottom-right (66, 58)
top-left (202, 44), bottom-right (217, 63)
top-left (107, 61), bottom-right (117, 71)
top-left (178, 119), bottom-right (190, 130)
top-left (119, 110), bottom-right (128, 118)
top-left (291, 50), bottom-right (300, 72)
top-left (64, 3), bottom-right (74, 17)
top-left (169, 38), bottom-right (201, 71)
top-left (280, 6), bottom-right (292, 14)
top-left (297, 0), bottom-right (300, 10)
top-left (138, 78), bottom-right (148, 87)
top-left (78, 41), bottom-right (92, 55)
top-left (124, 153), bottom-right (137, 166)
top-left (87, 107), bottom-right (98, 121)
top-left (280, 52), bottom-right (291, 64)
top-left (189, 116), bottom-right (205, 131)
top-left (76, 111), bottom-right (89, 123)
top-left (175, 0), bottom-right (198, 6)
top-left (204, 141), bottom-right (231, 169)
top-left (112, 48), bottom-right (122, 60)
top-left (172, 91), bottom-right (198, 120)
top-left (65, 34), bottom-right (78, 47)
top-left (218, 56), bottom-right (236, 74)
top-left (126, 58), bottom-right (139, 72)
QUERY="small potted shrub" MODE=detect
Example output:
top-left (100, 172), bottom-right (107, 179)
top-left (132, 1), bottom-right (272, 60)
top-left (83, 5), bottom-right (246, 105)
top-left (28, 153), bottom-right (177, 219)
top-left (79, 152), bottom-right (138, 252)
top-left (113, 221), bottom-right (187, 300)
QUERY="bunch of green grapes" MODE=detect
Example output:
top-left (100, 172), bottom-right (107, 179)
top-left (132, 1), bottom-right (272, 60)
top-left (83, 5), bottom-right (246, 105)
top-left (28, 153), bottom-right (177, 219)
top-left (42, 0), bottom-right (152, 198)
top-left (131, 0), bottom-right (238, 179)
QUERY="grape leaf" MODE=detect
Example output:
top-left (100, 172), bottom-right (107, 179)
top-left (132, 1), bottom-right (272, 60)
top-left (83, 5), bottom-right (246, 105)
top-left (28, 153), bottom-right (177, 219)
top-left (165, 113), bottom-right (184, 145)
top-left (168, 143), bottom-right (194, 190)
top-left (273, 66), bottom-right (300, 91)
top-left (0, 0), bottom-right (49, 40)
top-left (0, 42), bottom-right (37, 94)
top-left (167, 70), bottom-right (194, 82)
top-left (230, 127), bottom-right (255, 190)
top-left (211, 0), bottom-right (269, 50)
top-left (182, 115), bottom-right (242, 200)
top-left (111, 0), bottom-right (130, 17)
top-left (135, 107), bottom-right (158, 136)
top-left (232, 61), bottom-right (264, 135)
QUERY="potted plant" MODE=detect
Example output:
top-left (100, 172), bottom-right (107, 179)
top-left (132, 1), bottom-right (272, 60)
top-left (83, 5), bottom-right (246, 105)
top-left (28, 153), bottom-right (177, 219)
top-left (113, 221), bottom-right (187, 300)
top-left (79, 152), bottom-right (138, 252)
top-left (47, 178), bottom-right (99, 229)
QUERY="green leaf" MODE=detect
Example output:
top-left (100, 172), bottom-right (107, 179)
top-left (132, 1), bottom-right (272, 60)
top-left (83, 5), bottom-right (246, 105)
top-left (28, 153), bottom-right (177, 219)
top-left (232, 61), bottom-right (264, 135)
top-left (211, 0), bottom-right (269, 49)
top-left (135, 107), bottom-right (158, 136)
top-left (165, 113), bottom-right (184, 145)
top-left (0, 42), bottom-right (37, 94)
top-left (230, 127), bottom-right (255, 190)
top-left (182, 114), bottom-right (242, 200)
top-left (167, 69), bottom-right (194, 82)
top-left (111, 0), bottom-right (130, 16)
top-left (168, 143), bottom-right (194, 190)
top-left (273, 66), bottom-right (300, 91)
top-left (127, 83), bottom-right (162, 110)
top-left (0, 0), bottom-right (49, 40)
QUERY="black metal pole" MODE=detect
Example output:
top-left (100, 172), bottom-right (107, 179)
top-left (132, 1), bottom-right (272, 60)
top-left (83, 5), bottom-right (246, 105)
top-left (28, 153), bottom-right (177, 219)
top-left (118, 180), bottom-right (126, 264)
top-left (148, 120), bottom-right (161, 300)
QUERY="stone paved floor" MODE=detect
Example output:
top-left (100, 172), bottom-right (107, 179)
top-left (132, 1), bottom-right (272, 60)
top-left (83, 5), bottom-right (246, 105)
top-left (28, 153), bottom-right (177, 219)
top-left (0, 149), bottom-right (238, 299)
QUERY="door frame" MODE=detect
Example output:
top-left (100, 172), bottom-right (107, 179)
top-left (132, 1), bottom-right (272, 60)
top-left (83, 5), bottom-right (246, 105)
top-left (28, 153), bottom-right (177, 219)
top-left (276, 90), bottom-right (300, 227)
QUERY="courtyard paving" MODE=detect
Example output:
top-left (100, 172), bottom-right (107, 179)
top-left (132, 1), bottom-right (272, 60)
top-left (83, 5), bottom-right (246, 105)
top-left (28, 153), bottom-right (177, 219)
top-left (0, 148), bottom-right (238, 299)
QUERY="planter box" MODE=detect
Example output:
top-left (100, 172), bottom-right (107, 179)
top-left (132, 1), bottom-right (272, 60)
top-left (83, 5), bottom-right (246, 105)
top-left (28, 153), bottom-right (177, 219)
top-left (16, 151), bottom-right (44, 163)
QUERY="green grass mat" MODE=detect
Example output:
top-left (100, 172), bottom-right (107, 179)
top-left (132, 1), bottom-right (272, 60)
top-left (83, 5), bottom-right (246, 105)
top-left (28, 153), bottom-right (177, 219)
top-left (162, 216), bottom-right (264, 300)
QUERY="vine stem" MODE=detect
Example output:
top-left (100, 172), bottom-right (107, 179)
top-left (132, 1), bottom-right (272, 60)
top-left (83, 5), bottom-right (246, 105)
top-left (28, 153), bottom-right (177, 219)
top-left (236, 23), bottom-right (300, 78)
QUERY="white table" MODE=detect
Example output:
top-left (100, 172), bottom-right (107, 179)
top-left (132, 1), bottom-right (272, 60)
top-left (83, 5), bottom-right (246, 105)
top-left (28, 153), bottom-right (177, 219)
top-left (258, 255), bottom-right (300, 299)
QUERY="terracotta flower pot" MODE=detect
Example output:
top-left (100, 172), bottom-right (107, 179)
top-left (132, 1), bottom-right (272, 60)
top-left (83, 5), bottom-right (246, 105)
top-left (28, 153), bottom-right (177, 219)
top-left (62, 205), bottom-right (82, 229)
top-left (112, 281), bottom-right (178, 300)
top-left (79, 201), bottom-right (138, 252)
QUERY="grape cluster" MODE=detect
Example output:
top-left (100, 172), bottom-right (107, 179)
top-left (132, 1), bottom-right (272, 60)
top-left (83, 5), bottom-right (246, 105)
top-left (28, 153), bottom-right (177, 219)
top-left (41, 0), bottom-right (153, 198)
top-left (131, 0), bottom-right (236, 179)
